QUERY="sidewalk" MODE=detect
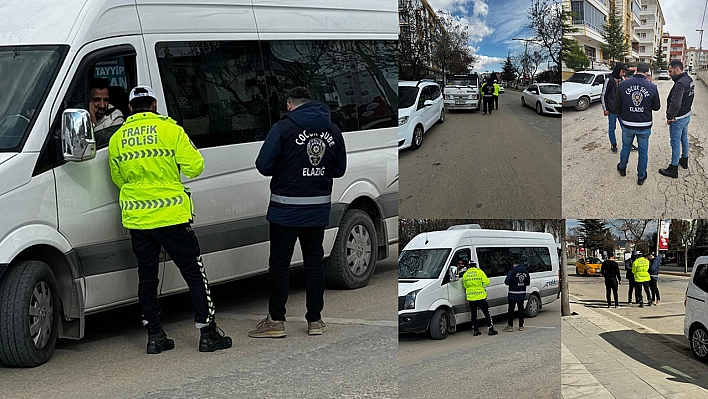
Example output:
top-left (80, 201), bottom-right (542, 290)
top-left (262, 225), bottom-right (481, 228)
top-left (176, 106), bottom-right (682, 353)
top-left (562, 303), bottom-right (708, 398)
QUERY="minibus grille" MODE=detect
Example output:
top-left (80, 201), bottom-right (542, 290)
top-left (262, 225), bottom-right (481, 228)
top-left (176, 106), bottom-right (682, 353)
top-left (398, 296), bottom-right (406, 311)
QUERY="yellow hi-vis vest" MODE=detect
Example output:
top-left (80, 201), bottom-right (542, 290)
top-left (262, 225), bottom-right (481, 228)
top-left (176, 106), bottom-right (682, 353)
top-left (108, 112), bottom-right (204, 230)
top-left (493, 83), bottom-right (500, 96)
top-left (632, 257), bottom-right (650, 282)
top-left (462, 267), bottom-right (490, 301)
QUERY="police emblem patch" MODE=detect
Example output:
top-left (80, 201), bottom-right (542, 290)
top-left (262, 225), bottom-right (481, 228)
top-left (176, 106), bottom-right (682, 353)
top-left (307, 137), bottom-right (326, 166)
top-left (631, 91), bottom-right (644, 106)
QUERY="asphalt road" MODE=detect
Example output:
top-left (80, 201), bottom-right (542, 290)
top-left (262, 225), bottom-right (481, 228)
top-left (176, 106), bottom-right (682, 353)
top-left (399, 299), bottom-right (561, 398)
top-left (566, 265), bottom-right (693, 357)
top-left (0, 246), bottom-right (399, 399)
top-left (563, 76), bottom-right (708, 218)
top-left (398, 90), bottom-right (561, 219)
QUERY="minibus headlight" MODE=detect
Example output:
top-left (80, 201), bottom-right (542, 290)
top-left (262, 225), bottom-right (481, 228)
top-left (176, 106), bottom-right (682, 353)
top-left (562, 94), bottom-right (567, 100)
top-left (404, 289), bottom-right (421, 310)
top-left (398, 116), bottom-right (409, 126)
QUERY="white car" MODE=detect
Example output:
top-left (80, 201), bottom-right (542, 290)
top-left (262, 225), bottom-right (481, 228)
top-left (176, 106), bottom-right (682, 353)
top-left (659, 70), bottom-right (671, 80)
top-left (398, 80), bottom-right (445, 150)
top-left (685, 256), bottom-right (708, 361)
top-left (521, 83), bottom-right (562, 115)
top-left (561, 70), bottom-right (611, 111)
top-left (499, 85), bottom-right (505, 93)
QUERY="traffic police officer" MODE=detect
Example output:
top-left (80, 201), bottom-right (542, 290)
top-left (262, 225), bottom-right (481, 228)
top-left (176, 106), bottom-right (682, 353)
top-left (631, 251), bottom-right (652, 307)
top-left (493, 79), bottom-right (500, 110)
top-left (250, 87), bottom-right (347, 338)
top-left (108, 86), bottom-right (232, 354)
top-left (462, 260), bottom-right (498, 336)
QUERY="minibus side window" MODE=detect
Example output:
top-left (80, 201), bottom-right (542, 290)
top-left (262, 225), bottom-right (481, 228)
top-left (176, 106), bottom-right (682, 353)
top-left (508, 247), bottom-right (553, 273)
top-left (155, 42), bottom-right (270, 148)
top-left (475, 247), bottom-right (510, 278)
top-left (694, 264), bottom-right (708, 293)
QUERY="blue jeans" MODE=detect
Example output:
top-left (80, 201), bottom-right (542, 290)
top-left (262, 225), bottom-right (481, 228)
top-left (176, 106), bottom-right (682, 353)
top-left (669, 115), bottom-right (690, 166)
top-left (608, 113), bottom-right (618, 145)
top-left (619, 125), bottom-right (651, 180)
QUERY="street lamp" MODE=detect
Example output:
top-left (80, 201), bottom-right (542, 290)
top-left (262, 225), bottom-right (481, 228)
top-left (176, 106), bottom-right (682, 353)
top-left (698, 29), bottom-right (704, 71)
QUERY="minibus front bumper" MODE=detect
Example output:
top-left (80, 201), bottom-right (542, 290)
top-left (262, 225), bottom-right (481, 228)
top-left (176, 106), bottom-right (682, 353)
top-left (398, 310), bottom-right (433, 333)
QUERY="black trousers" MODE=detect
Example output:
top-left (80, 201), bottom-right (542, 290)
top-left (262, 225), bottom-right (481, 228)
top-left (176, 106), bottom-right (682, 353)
top-left (604, 279), bottom-right (619, 306)
top-left (268, 222), bottom-right (325, 322)
top-left (507, 299), bottom-right (525, 327)
top-left (131, 223), bottom-right (214, 333)
top-left (635, 280), bottom-right (652, 304)
top-left (627, 275), bottom-right (640, 302)
top-left (649, 279), bottom-right (660, 302)
top-left (483, 97), bottom-right (494, 113)
top-left (469, 299), bottom-right (493, 328)
top-left (493, 95), bottom-right (499, 109)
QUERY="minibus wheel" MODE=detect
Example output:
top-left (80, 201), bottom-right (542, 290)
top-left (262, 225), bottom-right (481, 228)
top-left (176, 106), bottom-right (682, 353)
top-left (0, 261), bottom-right (59, 367)
top-left (690, 325), bottom-right (708, 361)
top-left (429, 309), bottom-right (449, 340)
top-left (525, 294), bottom-right (540, 318)
top-left (325, 210), bottom-right (378, 289)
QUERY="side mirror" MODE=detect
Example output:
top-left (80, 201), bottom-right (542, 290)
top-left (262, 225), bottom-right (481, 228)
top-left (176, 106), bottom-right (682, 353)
top-left (449, 265), bottom-right (459, 282)
top-left (423, 100), bottom-right (434, 107)
top-left (62, 108), bottom-right (96, 162)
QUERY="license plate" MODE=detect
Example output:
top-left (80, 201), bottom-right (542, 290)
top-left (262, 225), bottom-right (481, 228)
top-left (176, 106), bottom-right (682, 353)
top-left (455, 101), bottom-right (466, 105)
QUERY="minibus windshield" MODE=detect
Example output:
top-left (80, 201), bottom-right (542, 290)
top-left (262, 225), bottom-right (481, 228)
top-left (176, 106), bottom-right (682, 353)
top-left (398, 248), bottom-right (452, 279)
top-left (0, 45), bottom-right (67, 152)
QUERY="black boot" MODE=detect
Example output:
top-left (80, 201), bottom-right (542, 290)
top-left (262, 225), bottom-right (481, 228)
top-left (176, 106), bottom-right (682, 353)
top-left (658, 164), bottom-right (678, 178)
top-left (199, 322), bottom-right (232, 352)
top-left (679, 157), bottom-right (689, 169)
top-left (147, 329), bottom-right (175, 355)
top-left (617, 163), bottom-right (626, 177)
top-left (473, 327), bottom-right (481, 336)
top-left (488, 326), bottom-right (498, 336)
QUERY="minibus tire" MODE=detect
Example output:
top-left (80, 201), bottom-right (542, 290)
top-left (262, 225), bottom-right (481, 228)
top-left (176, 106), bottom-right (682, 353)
top-left (690, 325), bottom-right (708, 362)
top-left (0, 261), bottom-right (59, 367)
top-left (429, 309), bottom-right (449, 340)
top-left (525, 294), bottom-right (540, 318)
top-left (324, 210), bottom-right (378, 289)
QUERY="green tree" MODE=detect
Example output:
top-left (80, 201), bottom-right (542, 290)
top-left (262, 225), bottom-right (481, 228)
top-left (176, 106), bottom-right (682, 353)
top-left (561, 8), bottom-right (589, 71)
top-left (654, 45), bottom-right (667, 71)
top-left (579, 220), bottom-right (615, 257)
top-left (600, 0), bottom-right (629, 63)
top-left (501, 53), bottom-right (518, 83)
top-left (433, 10), bottom-right (476, 77)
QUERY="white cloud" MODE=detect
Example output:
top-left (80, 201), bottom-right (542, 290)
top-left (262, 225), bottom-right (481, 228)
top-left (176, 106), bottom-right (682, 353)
top-left (427, 0), bottom-right (495, 45)
top-left (472, 0), bottom-right (488, 17)
top-left (471, 53), bottom-right (506, 72)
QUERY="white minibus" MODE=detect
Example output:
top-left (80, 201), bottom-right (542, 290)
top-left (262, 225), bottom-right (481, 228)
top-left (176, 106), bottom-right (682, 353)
top-left (0, 0), bottom-right (398, 366)
top-left (398, 225), bottom-right (559, 339)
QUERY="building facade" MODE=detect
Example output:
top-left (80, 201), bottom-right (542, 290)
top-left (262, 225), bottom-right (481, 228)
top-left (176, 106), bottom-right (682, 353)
top-left (615, 0), bottom-right (642, 62)
top-left (636, 0), bottom-right (665, 65)
top-left (398, 0), bottom-right (446, 80)
top-left (566, 0), bottom-right (610, 67)
top-left (662, 32), bottom-right (688, 66)
top-left (687, 47), bottom-right (708, 71)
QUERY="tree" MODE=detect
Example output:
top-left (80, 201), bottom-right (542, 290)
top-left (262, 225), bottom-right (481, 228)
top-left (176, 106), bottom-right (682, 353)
top-left (399, 1), bottom-right (434, 80)
top-left (501, 53), bottom-right (518, 83)
top-left (536, 67), bottom-right (560, 83)
top-left (654, 45), bottom-right (668, 71)
top-left (579, 220), bottom-right (615, 257)
top-left (433, 10), bottom-right (476, 78)
top-left (600, 0), bottom-right (629, 63)
top-left (610, 219), bottom-right (652, 254)
top-left (522, 50), bottom-right (545, 84)
top-left (671, 220), bottom-right (698, 273)
top-left (528, 0), bottom-right (562, 71)
top-left (561, 7), bottom-right (590, 72)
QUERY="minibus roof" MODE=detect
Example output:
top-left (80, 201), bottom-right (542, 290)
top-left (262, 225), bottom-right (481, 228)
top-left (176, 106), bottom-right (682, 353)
top-left (0, 0), bottom-right (397, 47)
top-left (403, 229), bottom-right (555, 250)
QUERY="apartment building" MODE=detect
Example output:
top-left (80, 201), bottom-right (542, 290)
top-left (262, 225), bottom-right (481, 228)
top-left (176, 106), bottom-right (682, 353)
top-left (662, 32), bottom-right (688, 66)
top-left (615, 0), bottom-right (641, 62)
top-left (687, 47), bottom-right (708, 71)
top-left (399, 0), bottom-right (446, 79)
top-left (565, 0), bottom-right (609, 66)
top-left (636, 0), bottom-right (665, 64)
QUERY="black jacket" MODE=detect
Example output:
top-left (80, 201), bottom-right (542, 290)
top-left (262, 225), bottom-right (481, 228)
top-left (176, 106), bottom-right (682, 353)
top-left (602, 63), bottom-right (625, 114)
top-left (601, 260), bottom-right (621, 282)
top-left (256, 101), bottom-right (347, 227)
top-left (616, 74), bottom-right (660, 129)
top-left (666, 72), bottom-right (694, 120)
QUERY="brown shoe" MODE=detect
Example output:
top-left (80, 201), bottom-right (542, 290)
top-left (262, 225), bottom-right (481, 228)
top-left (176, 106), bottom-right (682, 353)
top-left (503, 326), bottom-right (514, 332)
top-left (308, 320), bottom-right (326, 335)
top-left (518, 326), bottom-right (524, 331)
top-left (248, 316), bottom-right (286, 338)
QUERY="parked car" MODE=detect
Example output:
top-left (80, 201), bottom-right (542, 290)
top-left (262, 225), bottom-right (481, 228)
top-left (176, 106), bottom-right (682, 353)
top-left (659, 69), bottom-right (671, 80)
top-left (576, 257), bottom-right (603, 276)
top-left (562, 70), bottom-right (612, 111)
top-left (684, 256), bottom-right (708, 361)
top-left (521, 83), bottom-right (562, 115)
top-left (499, 85), bottom-right (505, 93)
top-left (398, 80), bottom-right (445, 150)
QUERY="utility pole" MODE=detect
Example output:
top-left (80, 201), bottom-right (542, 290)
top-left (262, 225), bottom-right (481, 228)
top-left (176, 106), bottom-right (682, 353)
top-left (698, 29), bottom-right (704, 70)
top-left (513, 38), bottom-right (537, 85)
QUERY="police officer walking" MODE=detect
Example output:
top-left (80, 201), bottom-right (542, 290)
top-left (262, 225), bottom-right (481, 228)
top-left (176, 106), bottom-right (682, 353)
top-left (250, 87), bottom-right (347, 338)
top-left (659, 60), bottom-right (694, 178)
top-left (108, 86), bottom-right (232, 354)
top-left (504, 261), bottom-right (530, 332)
top-left (600, 254), bottom-right (622, 308)
top-left (462, 260), bottom-right (498, 336)
top-left (632, 252), bottom-right (652, 307)
top-left (616, 62), bottom-right (661, 185)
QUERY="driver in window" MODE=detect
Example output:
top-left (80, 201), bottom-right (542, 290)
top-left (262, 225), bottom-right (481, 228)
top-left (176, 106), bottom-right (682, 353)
top-left (89, 78), bottom-right (124, 147)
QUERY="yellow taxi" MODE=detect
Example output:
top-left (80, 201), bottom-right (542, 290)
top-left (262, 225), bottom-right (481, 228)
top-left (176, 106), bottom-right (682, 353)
top-left (575, 257), bottom-right (603, 276)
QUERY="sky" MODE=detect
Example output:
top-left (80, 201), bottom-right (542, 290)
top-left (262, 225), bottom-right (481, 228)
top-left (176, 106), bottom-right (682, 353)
top-left (566, 220), bottom-right (660, 238)
top-left (426, 0), bottom-right (549, 73)
top-left (662, 0), bottom-right (708, 48)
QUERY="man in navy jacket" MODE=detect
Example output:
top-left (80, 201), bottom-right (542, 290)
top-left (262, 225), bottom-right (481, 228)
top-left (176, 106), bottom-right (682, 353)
top-left (615, 62), bottom-right (661, 185)
top-left (659, 60), bottom-right (694, 178)
top-left (250, 87), bottom-right (347, 338)
top-left (503, 261), bottom-right (530, 332)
